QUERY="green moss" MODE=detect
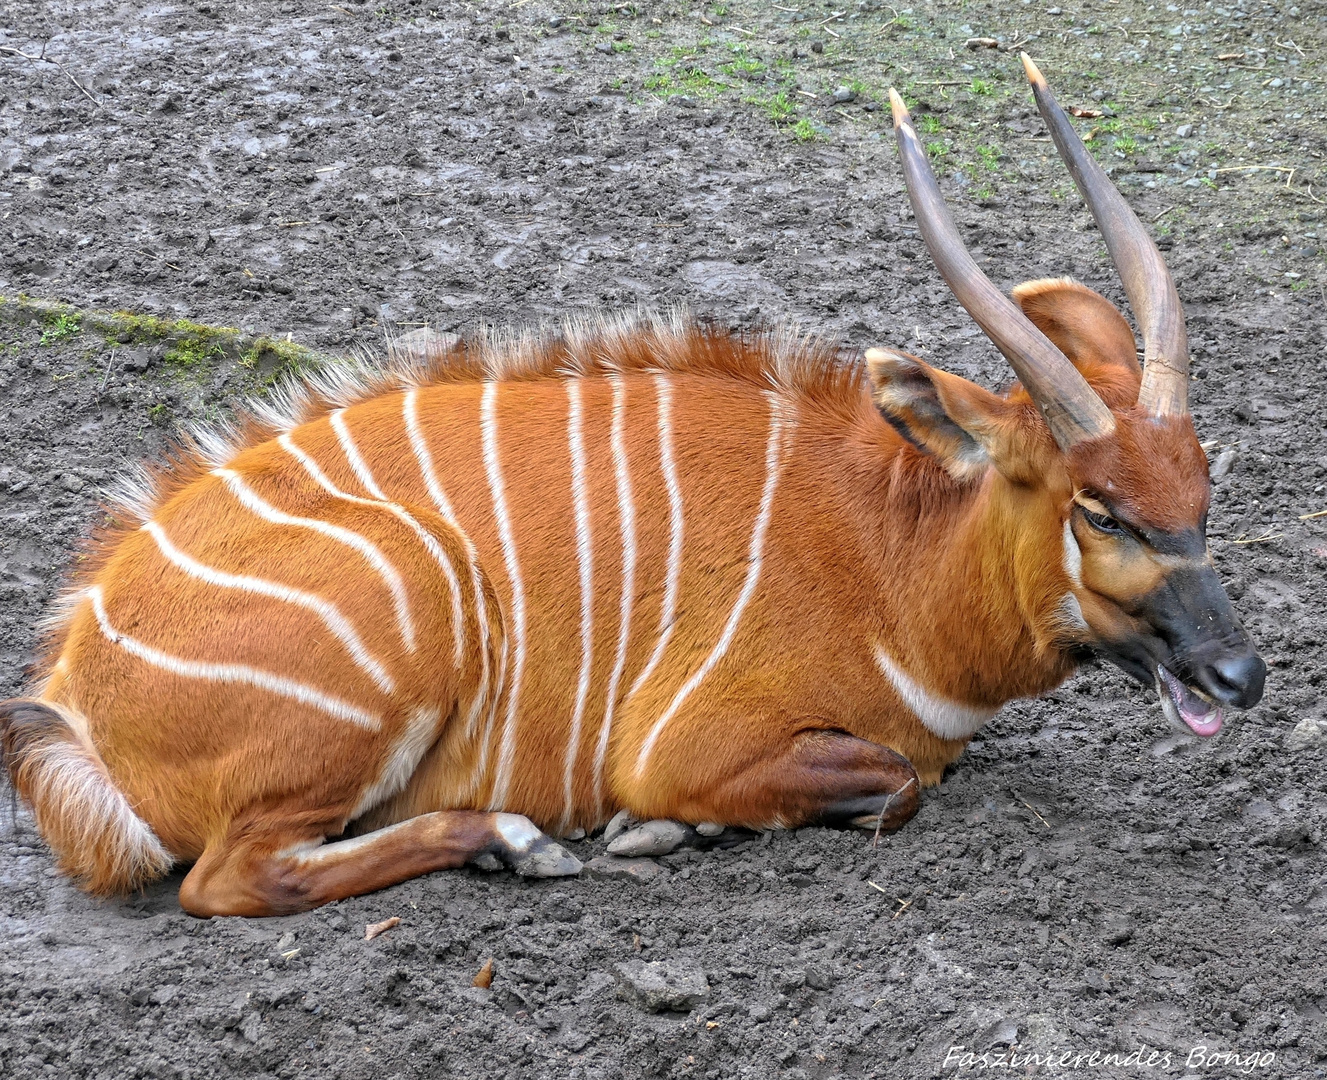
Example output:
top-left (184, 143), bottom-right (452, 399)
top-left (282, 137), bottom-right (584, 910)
top-left (164, 336), bottom-right (226, 371)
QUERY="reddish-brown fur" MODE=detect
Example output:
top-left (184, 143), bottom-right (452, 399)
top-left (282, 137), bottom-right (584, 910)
top-left (2, 291), bottom-right (1212, 915)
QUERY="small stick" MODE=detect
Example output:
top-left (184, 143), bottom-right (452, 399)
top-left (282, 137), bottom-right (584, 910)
top-left (364, 916), bottom-right (400, 940)
top-left (1014, 793), bottom-right (1050, 829)
top-left (1299, 509), bottom-right (1327, 521)
top-left (867, 880), bottom-right (889, 894)
top-left (0, 44), bottom-right (105, 113)
top-left (891, 897), bottom-right (913, 920)
top-left (1151, 205), bottom-right (1177, 223)
top-left (1229, 531), bottom-right (1282, 544)
top-left (872, 775), bottom-right (917, 847)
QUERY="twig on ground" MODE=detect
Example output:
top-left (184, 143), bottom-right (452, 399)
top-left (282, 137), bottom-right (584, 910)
top-left (891, 897), bottom-right (913, 920)
top-left (872, 775), bottom-right (917, 848)
top-left (1299, 509), bottom-right (1327, 521)
top-left (1229, 531), bottom-right (1283, 544)
top-left (1152, 205), bottom-right (1177, 223)
top-left (1013, 791), bottom-right (1051, 829)
top-left (0, 44), bottom-right (105, 113)
top-left (867, 880), bottom-right (888, 894)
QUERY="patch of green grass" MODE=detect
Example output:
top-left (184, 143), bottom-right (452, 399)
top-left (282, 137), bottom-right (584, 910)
top-left (148, 402), bottom-right (170, 425)
top-left (612, 40), bottom-right (633, 53)
top-left (1290, 278), bottom-right (1311, 292)
top-left (751, 89), bottom-right (797, 124)
top-left (644, 66), bottom-right (727, 99)
top-left (39, 311), bottom-right (81, 346)
top-left (918, 114), bottom-right (943, 135)
top-left (976, 144), bottom-right (1001, 171)
top-left (975, 184), bottom-right (996, 201)
top-left (968, 78), bottom-right (995, 96)
top-left (926, 141), bottom-right (949, 159)
top-left (1114, 135), bottom-right (1138, 155)
top-left (790, 118), bottom-right (817, 142)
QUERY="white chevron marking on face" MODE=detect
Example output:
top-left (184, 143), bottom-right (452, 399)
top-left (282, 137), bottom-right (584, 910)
top-left (633, 393), bottom-right (797, 779)
top-left (1063, 518), bottom-right (1083, 588)
top-left (141, 520), bottom-right (395, 695)
top-left (873, 644), bottom-right (998, 741)
top-left (86, 585), bottom-right (380, 730)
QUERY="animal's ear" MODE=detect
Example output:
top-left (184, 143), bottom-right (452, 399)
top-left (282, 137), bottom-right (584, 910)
top-left (866, 348), bottom-right (1044, 483)
top-left (1011, 278), bottom-right (1142, 407)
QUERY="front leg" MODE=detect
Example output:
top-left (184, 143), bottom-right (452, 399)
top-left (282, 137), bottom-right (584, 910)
top-left (620, 726), bottom-right (920, 835)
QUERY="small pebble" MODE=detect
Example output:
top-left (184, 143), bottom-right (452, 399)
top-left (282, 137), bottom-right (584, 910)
top-left (832, 86), bottom-right (856, 103)
top-left (1285, 718), bottom-right (1324, 752)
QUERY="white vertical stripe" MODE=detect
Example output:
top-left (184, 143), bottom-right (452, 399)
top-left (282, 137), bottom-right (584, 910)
top-left (591, 375), bottom-right (638, 813)
top-left (482, 381), bottom-right (526, 809)
top-left (331, 409), bottom-right (388, 499)
top-left (625, 373), bottom-right (684, 702)
top-left (560, 379), bottom-right (595, 829)
top-left (213, 468), bottom-right (417, 652)
top-left (276, 433), bottom-right (465, 665)
top-left (633, 394), bottom-right (796, 778)
top-left (141, 520), bottom-right (395, 695)
top-left (401, 390), bottom-right (493, 741)
top-left (86, 585), bottom-right (380, 730)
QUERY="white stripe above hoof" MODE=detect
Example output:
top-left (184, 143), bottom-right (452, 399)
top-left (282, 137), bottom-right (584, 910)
top-left (491, 813), bottom-right (582, 878)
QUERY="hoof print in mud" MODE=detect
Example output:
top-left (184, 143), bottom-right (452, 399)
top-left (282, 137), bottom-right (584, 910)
top-left (615, 959), bottom-right (711, 1013)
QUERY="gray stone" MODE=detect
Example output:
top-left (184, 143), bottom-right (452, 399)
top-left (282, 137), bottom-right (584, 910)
top-left (695, 821), bottom-right (724, 837)
top-left (979, 1017), bottom-right (1019, 1048)
top-left (832, 85), bottom-right (857, 103)
top-left (583, 855), bottom-right (662, 884)
top-left (1209, 447), bottom-right (1238, 481)
top-left (1102, 914), bottom-right (1133, 945)
top-left (607, 818), bottom-right (689, 857)
top-left (615, 959), bottom-right (710, 1012)
top-left (1286, 718), bottom-right (1325, 752)
top-left (1176, 123), bottom-right (1195, 138)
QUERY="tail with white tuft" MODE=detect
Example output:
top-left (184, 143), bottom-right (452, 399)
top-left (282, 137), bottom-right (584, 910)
top-left (1, 698), bottom-right (173, 895)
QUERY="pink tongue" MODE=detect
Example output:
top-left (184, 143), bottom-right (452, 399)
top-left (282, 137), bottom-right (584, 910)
top-left (1160, 667), bottom-right (1223, 737)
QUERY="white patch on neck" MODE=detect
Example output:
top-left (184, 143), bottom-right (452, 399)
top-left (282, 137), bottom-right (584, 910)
top-left (873, 644), bottom-right (998, 741)
top-left (1062, 519), bottom-right (1083, 587)
top-left (1056, 592), bottom-right (1089, 632)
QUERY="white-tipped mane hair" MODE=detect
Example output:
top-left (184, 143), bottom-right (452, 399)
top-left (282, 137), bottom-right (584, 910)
top-left (37, 309), bottom-right (853, 673)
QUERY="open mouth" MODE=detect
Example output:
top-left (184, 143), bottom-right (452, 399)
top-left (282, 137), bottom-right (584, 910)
top-left (1156, 665), bottom-right (1223, 738)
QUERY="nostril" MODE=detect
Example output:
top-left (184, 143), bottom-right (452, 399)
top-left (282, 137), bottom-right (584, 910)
top-left (1209, 652), bottom-right (1267, 708)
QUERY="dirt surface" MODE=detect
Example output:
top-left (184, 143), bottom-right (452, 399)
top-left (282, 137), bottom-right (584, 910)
top-left (2, 0), bottom-right (1326, 1077)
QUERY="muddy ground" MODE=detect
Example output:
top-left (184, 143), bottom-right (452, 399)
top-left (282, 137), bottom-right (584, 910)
top-left (1, 0), bottom-right (1326, 1077)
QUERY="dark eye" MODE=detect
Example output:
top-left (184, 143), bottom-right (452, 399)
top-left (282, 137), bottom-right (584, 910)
top-left (1082, 507), bottom-right (1124, 535)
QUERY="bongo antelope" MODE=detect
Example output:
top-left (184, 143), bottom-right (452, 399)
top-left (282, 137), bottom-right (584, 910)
top-left (1, 59), bottom-right (1263, 917)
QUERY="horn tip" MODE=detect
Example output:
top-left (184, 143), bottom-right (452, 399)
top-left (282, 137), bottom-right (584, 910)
top-left (1020, 52), bottom-right (1045, 87)
top-left (888, 87), bottom-right (909, 125)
